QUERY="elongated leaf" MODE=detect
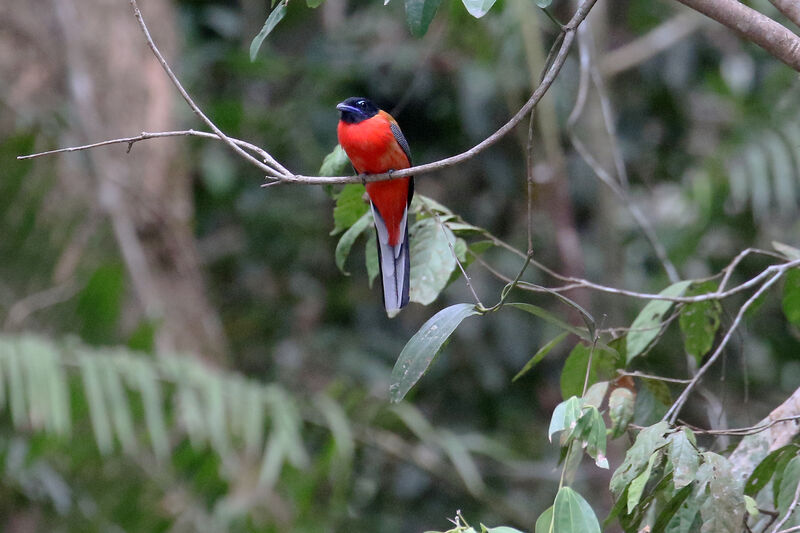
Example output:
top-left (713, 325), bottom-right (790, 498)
top-left (332, 183), bottom-right (368, 235)
top-left (513, 332), bottom-right (568, 382)
top-left (668, 428), bottom-right (699, 489)
top-left (627, 280), bottom-right (692, 363)
top-left (745, 445), bottom-right (799, 496)
top-left (365, 230), bottom-right (379, 287)
top-left (610, 421), bottom-right (669, 496)
top-left (679, 281), bottom-right (721, 364)
top-left (553, 486), bottom-right (601, 533)
top-left (777, 455), bottom-right (800, 519)
top-left (440, 430), bottom-right (485, 495)
top-left (335, 211), bottom-right (372, 274)
top-left (508, 303), bottom-right (592, 343)
top-left (249, 2), bottom-right (287, 61)
top-left (100, 356), bottom-right (137, 454)
top-left (390, 304), bottom-right (479, 402)
top-left (404, 0), bottom-right (443, 36)
top-left (627, 452), bottom-right (658, 513)
top-left (483, 527), bottom-right (525, 533)
top-left (79, 355), bottom-right (113, 454)
top-left (652, 484), bottom-right (693, 533)
top-left (461, 0), bottom-right (497, 18)
top-left (409, 217), bottom-right (457, 305)
top-left (783, 268), bottom-right (800, 328)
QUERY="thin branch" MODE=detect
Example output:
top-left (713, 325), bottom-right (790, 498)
top-left (673, 0), bottom-right (800, 72)
top-left (20, 0), bottom-right (599, 188)
top-left (664, 267), bottom-right (789, 423)
top-left (773, 479), bottom-right (800, 532)
top-left (128, 0), bottom-right (291, 179)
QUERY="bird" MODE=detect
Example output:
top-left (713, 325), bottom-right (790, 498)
top-left (336, 97), bottom-right (414, 316)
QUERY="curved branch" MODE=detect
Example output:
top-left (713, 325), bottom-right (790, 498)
top-left (674, 0), bottom-right (800, 72)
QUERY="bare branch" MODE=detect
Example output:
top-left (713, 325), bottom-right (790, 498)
top-left (674, 0), bottom-right (800, 72)
top-left (769, 0), bottom-right (800, 30)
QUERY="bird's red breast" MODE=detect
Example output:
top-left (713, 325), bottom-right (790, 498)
top-left (337, 110), bottom-right (412, 246)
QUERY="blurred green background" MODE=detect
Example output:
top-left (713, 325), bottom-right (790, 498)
top-left (1, 0), bottom-right (799, 530)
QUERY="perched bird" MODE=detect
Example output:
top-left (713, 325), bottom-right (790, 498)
top-left (336, 97), bottom-right (414, 316)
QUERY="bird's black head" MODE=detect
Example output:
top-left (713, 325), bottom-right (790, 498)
top-left (337, 97), bottom-right (379, 124)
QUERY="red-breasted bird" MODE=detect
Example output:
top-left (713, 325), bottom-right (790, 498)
top-left (336, 97), bottom-right (414, 316)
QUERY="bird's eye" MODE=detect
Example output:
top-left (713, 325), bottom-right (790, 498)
top-left (357, 100), bottom-right (366, 108)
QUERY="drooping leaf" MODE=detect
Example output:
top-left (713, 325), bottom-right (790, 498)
top-left (409, 217), bottom-right (458, 305)
top-left (626, 280), bottom-right (692, 363)
top-left (404, 0), bottom-right (443, 36)
top-left (513, 332), bottom-right (568, 382)
top-left (609, 387), bottom-right (635, 438)
top-left (582, 381), bottom-right (609, 409)
top-left (699, 452), bottom-right (744, 533)
top-left (335, 211), bottom-right (372, 274)
top-left (536, 0), bottom-right (552, 7)
top-left (668, 428), bottom-right (699, 489)
top-left (548, 396), bottom-right (583, 443)
top-left (553, 486), bottom-right (601, 533)
top-left (610, 421), bottom-right (669, 496)
top-left (783, 268), bottom-right (800, 328)
top-left (627, 451), bottom-right (659, 513)
top-left (390, 304), bottom-right (480, 402)
top-left (777, 455), bottom-right (800, 520)
top-left (679, 281), bottom-right (721, 364)
top-left (508, 303), bottom-right (594, 345)
top-left (332, 184), bottom-right (368, 235)
top-left (79, 354), bottom-right (113, 454)
top-left (652, 483), bottom-right (693, 533)
top-left (249, 2), bottom-right (287, 61)
top-left (460, 0), bottom-right (498, 18)
top-left (745, 445), bottom-right (799, 496)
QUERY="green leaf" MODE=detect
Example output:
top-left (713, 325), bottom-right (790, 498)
top-left (699, 452), bottom-right (744, 533)
top-left (365, 230), bottom-right (379, 287)
top-left (390, 304), bottom-right (480, 402)
top-left (483, 527), bottom-right (525, 533)
top-left (335, 212), bottom-right (372, 274)
top-left (626, 280), bottom-right (692, 363)
top-left (79, 354), bottom-right (113, 455)
top-left (512, 332), bottom-right (568, 382)
top-left (582, 381), bottom-right (608, 409)
top-left (777, 455), bottom-right (800, 519)
top-left (745, 445), bottom-right (799, 496)
top-left (320, 144), bottom-right (351, 177)
top-left (461, 0), bottom-right (497, 18)
top-left (668, 428), bottom-right (699, 489)
top-left (559, 343), bottom-right (619, 400)
top-left (548, 396), bottom-right (583, 442)
top-left (332, 184), bottom-right (368, 235)
top-left (609, 387), bottom-right (635, 438)
top-left (553, 486), bottom-right (601, 533)
top-left (249, 2), bottom-right (287, 61)
top-left (535, 506), bottom-right (554, 533)
top-left (306, 0), bottom-right (325, 7)
top-left (404, 0), bottom-right (443, 36)
top-left (409, 217), bottom-right (458, 305)
top-left (783, 268), bottom-right (800, 328)
top-left (536, 0), bottom-right (552, 7)
top-left (627, 451), bottom-right (658, 513)
top-left (744, 495), bottom-right (758, 517)
top-left (679, 281), bottom-right (721, 364)
top-left (610, 421), bottom-right (669, 496)
top-left (652, 483), bottom-right (693, 533)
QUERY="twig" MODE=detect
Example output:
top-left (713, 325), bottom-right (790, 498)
top-left (683, 415), bottom-right (800, 436)
top-left (619, 371), bottom-right (693, 384)
top-left (20, 0), bottom-right (599, 188)
top-left (664, 267), bottom-right (789, 423)
top-left (4, 282), bottom-right (83, 330)
top-left (128, 0), bottom-right (290, 179)
top-left (773, 479), bottom-right (800, 532)
top-left (768, 0), bottom-right (800, 28)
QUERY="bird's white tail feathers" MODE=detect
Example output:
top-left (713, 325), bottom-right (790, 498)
top-left (371, 204), bottom-right (410, 317)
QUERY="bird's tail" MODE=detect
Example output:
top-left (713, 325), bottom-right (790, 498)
top-left (371, 204), bottom-right (410, 317)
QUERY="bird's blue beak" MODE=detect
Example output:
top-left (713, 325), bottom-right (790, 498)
top-left (336, 103), bottom-right (360, 114)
